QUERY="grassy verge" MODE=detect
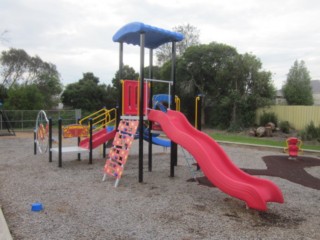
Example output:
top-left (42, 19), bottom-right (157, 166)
top-left (208, 131), bottom-right (320, 152)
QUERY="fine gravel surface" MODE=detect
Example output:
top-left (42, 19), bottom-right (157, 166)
top-left (0, 132), bottom-right (319, 240)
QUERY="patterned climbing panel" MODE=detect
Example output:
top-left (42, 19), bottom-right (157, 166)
top-left (103, 120), bottom-right (139, 184)
top-left (118, 120), bottom-right (139, 135)
top-left (113, 132), bottom-right (135, 149)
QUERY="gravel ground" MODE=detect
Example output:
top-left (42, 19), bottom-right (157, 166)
top-left (0, 132), bottom-right (320, 240)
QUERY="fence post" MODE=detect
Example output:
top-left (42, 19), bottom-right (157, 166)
top-left (49, 118), bottom-right (52, 162)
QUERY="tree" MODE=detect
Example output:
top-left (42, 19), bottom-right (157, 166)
top-left (0, 48), bottom-right (30, 88)
top-left (0, 30), bottom-right (9, 43)
top-left (61, 72), bottom-right (110, 112)
top-left (34, 74), bottom-right (63, 108)
top-left (222, 53), bottom-right (276, 129)
top-left (174, 42), bottom-right (275, 129)
top-left (176, 42), bottom-right (238, 126)
top-left (0, 48), bottom-right (62, 108)
top-left (283, 60), bottom-right (313, 105)
top-left (0, 48), bottom-right (61, 86)
top-left (4, 84), bottom-right (45, 110)
top-left (111, 65), bottom-right (139, 94)
top-left (156, 24), bottom-right (200, 65)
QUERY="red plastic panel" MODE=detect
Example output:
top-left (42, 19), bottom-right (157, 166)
top-left (123, 80), bottom-right (149, 115)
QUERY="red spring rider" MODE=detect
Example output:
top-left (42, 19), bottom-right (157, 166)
top-left (284, 137), bottom-right (303, 159)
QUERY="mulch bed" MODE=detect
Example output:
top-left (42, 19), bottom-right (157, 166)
top-left (188, 155), bottom-right (320, 190)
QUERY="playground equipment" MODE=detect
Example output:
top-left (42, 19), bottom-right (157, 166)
top-left (106, 21), bottom-right (284, 211)
top-left (50, 108), bottom-right (116, 167)
top-left (103, 120), bottom-right (139, 187)
top-left (34, 108), bottom-right (116, 167)
top-left (149, 110), bottom-right (284, 211)
top-left (0, 108), bottom-right (15, 136)
top-left (34, 110), bottom-right (49, 153)
top-left (284, 137), bottom-right (303, 159)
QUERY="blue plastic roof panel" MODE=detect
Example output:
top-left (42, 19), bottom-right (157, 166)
top-left (112, 22), bottom-right (184, 49)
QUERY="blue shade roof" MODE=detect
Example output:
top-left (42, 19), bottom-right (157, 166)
top-left (112, 22), bottom-right (184, 49)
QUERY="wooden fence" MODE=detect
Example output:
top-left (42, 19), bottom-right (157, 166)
top-left (256, 106), bottom-right (320, 130)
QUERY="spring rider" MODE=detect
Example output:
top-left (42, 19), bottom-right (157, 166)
top-left (284, 137), bottom-right (303, 159)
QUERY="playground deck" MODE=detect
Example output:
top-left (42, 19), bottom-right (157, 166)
top-left (0, 132), bottom-right (319, 239)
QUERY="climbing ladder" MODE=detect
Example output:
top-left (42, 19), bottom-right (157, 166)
top-left (180, 147), bottom-right (203, 182)
top-left (102, 120), bottom-right (139, 187)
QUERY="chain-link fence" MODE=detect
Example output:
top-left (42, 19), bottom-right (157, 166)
top-left (0, 109), bottom-right (82, 132)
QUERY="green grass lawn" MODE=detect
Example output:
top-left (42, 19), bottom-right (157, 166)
top-left (207, 131), bottom-right (320, 152)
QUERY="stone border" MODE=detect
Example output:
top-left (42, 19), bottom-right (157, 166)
top-left (0, 206), bottom-right (12, 240)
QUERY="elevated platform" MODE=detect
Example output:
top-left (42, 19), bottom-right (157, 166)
top-left (120, 115), bottom-right (148, 120)
top-left (50, 146), bottom-right (89, 153)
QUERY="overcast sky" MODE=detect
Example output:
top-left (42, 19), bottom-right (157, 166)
top-left (1, 0), bottom-right (319, 89)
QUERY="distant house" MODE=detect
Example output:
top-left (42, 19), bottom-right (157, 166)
top-left (275, 90), bottom-right (287, 105)
top-left (311, 80), bottom-right (320, 105)
top-left (275, 80), bottom-right (320, 105)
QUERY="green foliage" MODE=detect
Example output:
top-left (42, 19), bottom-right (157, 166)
top-left (259, 112), bottom-right (278, 127)
top-left (299, 121), bottom-right (320, 141)
top-left (176, 42), bottom-right (275, 129)
top-left (209, 131), bottom-right (320, 151)
top-left (111, 65), bottom-right (139, 94)
top-left (279, 121), bottom-right (290, 134)
top-left (0, 48), bottom-right (61, 88)
top-left (0, 48), bottom-right (62, 109)
top-left (4, 84), bottom-right (45, 110)
top-left (282, 60), bottom-right (313, 105)
top-left (62, 72), bottom-right (113, 112)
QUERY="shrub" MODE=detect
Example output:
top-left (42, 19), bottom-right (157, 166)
top-left (279, 121), bottom-right (290, 134)
top-left (299, 121), bottom-right (320, 141)
top-left (259, 111), bottom-right (278, 127)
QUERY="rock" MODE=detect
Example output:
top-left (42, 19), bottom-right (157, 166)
top-left (256, 127), bottom-right (266, 137)
top-left (266, 122), bottom-right (276, 131)
top-left (248, 129), bottom-right (256, 137)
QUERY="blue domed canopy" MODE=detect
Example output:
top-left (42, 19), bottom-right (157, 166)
top-left (112, 22), bottom-right (184, 49)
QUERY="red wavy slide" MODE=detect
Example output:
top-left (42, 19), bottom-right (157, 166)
top-left (79, 129), bottom-right (116, 149)
top-left (148, 109), bottom-right (284, 211)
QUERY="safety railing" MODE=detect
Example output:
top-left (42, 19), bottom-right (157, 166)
top-left (79, 108), bottom-right (117, 132)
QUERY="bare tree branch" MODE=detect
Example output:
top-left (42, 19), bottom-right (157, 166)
top-left (0, 30), bottom-right (10, 43)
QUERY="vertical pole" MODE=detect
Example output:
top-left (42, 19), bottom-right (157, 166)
top-left (148, 48), bottom-right (153, 172)
top-left (34, 128), bottom-right (37, 155)
top-left (197, 95), bottom-right (202, 131)
top-left (49, 118), bottom-right (52, 162)
top-left (77, 118), bottom-right (81, 161)
top-left (58, 118), bottom-right (62, 168)
top-left (117, 42), bottom-right (124, 127)
top-left (170, 41), bottom-right (178, 177)
top-left (89, 118), bottom-right (93, 164)
top-left (103, 109), bottom-right (107, 158)
top-left (139, 32), bottom-right (145, 183)
top-left (196, 95), bottom-right (202, 170)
